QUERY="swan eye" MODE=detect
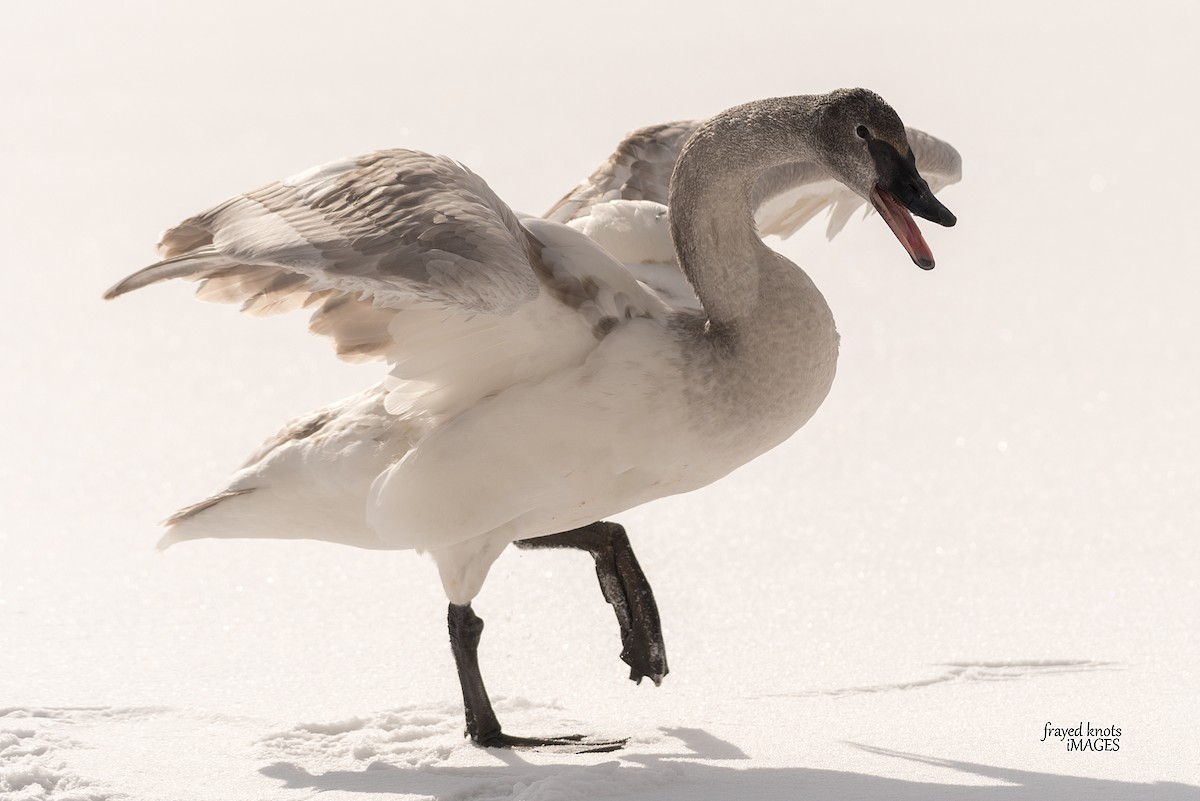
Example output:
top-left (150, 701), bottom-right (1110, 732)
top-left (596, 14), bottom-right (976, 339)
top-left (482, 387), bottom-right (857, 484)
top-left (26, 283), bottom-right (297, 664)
top-left (856, 125), bottom-right (870, 140)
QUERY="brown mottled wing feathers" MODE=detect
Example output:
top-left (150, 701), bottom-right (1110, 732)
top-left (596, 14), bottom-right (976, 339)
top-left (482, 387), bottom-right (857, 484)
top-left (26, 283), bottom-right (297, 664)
top-left (107, 150), bottom-right (542, 362)
top-left (178, 151), bottom-right (538, 312)
top-left (545, 121), bottom-right (701, 222)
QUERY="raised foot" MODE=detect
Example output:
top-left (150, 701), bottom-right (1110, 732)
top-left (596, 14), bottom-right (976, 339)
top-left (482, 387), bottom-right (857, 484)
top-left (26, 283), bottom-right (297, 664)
top-left (511, 521), bottom-right (668, 686)
top-left (473, 731), bottom-right (626, 753)
top-left (604, 543), bottom-right (668, 686)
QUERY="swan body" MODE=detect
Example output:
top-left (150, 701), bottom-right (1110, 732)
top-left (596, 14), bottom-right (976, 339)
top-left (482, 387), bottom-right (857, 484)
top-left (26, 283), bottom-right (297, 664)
top-left (157, 209), bottom-right (839, 603)
top-left (108, 88), bottom-right (959, 747)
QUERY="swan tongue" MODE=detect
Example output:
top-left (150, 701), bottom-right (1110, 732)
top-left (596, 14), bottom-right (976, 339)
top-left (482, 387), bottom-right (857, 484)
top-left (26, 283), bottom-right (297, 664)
top-left (870, 186), bottom-right (935, 270)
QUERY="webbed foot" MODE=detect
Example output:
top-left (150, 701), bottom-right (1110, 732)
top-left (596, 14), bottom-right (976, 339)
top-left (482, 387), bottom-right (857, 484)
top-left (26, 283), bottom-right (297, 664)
top-left (473, 730), bottom-right (625, 753)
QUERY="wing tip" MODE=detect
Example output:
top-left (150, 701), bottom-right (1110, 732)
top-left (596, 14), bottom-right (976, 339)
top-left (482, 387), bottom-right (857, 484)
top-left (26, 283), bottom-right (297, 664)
top-left (102, 269), bottom-right (158, 301)
top-left (907, 125), bottom-right (963, 186)
top-left (103, 249), bottom-right (232, 301)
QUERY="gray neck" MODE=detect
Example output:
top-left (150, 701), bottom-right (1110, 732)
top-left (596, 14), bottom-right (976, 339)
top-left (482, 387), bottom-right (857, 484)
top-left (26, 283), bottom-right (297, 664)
top-left (668, 96), bottom-right (822, 328)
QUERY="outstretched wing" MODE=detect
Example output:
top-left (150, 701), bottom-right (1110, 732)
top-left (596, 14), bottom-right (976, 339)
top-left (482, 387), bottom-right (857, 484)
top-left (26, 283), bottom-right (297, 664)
top-left (547, 120), bottom-right (962, 241)
top-left (108, 149), bottom-right (669, 421)
top-left (546, 121), bottom-right (699, 223)
top-left (106, 151), bottom-right (543, 361)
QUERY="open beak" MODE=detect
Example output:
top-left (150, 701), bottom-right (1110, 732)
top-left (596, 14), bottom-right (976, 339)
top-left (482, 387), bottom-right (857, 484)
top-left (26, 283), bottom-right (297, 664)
top-left (867, 139), bottom-right (956, 269)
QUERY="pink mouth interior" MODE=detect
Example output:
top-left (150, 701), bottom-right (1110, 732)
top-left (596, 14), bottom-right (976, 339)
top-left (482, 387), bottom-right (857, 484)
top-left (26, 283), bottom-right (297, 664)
top-left (870, 186), bottom-right (935, 268)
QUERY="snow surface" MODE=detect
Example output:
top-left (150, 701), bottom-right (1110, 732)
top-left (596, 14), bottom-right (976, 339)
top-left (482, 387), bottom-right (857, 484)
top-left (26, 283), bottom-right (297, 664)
top-left (2, 1), bottom-right (1198, 799)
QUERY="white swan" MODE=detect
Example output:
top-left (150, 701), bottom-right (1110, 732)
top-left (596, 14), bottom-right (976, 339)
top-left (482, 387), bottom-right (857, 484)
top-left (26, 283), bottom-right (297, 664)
top-left (106, 88), bottom-right (959, 750)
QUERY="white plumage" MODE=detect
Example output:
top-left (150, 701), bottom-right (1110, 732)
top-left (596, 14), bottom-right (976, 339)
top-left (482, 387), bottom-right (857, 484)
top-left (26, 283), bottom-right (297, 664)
top-left (108, 88), bottom-right (960, 748)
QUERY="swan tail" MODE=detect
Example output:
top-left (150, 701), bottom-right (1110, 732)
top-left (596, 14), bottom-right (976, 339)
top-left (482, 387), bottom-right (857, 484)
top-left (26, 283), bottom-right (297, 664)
top-left (157, 488), bottom-right (258, 550)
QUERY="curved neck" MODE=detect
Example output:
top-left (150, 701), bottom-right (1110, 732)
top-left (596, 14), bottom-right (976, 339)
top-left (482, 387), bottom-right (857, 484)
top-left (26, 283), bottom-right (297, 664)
top-left (668, 97), bottom-right (821, 328)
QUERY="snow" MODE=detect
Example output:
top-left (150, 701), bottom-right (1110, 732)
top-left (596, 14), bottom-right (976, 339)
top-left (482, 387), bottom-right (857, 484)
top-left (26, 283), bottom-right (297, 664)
top-left (2, 1), bottom-right (1198, 799)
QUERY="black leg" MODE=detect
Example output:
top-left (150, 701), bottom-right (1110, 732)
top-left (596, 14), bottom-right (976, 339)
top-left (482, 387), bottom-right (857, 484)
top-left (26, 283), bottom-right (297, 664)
top-left (447, 602), bottom-right (624, 752)
top-left (515, 521), bottom-right (668, 685)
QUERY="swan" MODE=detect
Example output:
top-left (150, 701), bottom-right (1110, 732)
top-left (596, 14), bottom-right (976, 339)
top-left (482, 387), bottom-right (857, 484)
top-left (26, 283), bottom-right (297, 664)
top-left (105, 88), bottom-right (959, 751)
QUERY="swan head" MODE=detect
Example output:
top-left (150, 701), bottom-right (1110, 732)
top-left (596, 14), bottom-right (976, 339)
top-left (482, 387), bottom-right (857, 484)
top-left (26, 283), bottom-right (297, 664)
top-left (809, 88), bottom-right (957, 269)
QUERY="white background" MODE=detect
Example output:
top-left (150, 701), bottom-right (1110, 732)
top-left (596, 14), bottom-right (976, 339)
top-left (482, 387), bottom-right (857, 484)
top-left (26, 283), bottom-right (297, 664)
top-left (2, 2), bottom-right (1197, 799)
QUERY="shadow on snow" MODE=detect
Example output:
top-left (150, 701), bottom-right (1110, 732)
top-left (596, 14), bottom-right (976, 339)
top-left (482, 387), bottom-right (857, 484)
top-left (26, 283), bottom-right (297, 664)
top-left (260, 728), bottom-right (1198, 801)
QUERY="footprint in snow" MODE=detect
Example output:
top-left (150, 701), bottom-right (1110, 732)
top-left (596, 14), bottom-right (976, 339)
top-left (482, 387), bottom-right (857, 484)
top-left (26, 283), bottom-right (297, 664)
top-left (257, 701), bottom-right (466, 768)
top-left (0, 706), bottom-right (158, 801)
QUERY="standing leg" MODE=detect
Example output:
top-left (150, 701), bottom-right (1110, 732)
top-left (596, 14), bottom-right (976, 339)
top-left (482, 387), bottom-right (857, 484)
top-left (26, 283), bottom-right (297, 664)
top-left (447, 602), bottom-right (624, 751)
top-left (515, 521), bottom-right (668, 686)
